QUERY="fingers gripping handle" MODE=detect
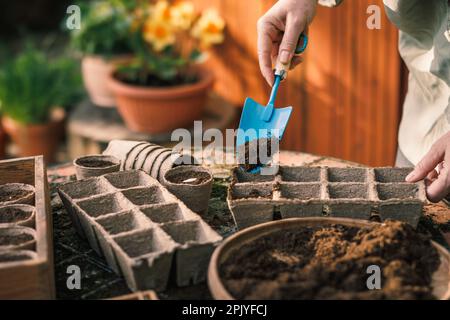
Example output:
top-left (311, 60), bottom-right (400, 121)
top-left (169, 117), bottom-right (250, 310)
top-left (274, 33), bottom-right (308, 80)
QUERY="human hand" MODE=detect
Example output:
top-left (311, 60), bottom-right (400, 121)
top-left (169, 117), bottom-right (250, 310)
top-left (405, 131), bottom-right (450, 203)
top-left (257, 0), bottom-right (317, 86)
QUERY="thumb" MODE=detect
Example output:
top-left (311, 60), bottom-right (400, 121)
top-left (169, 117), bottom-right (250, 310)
top-left (278, 16), bottom-right (304, 64)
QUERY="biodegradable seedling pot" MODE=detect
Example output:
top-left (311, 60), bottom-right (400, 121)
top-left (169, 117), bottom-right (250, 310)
top-left (108, 68), bottom-right (214, 133)
top-left (124, 143), bottom-right (151, 171)
top-left (0, 204), bottom-right (35, 228)
top-left (142, 148), bottom-right (168, 177)
top-left (161, 220), bottom-right (222, 286)
top-left (73, 155), bottom-right (120, 180)
top-left (58, 170), bottom-right (222, 292)
top-left (0, 226), bottom-right (36, 251)
top-left (227, 166), bottom-right (426, 229)
top-left (134, 145), bottom-right (160, 170)
top-left (1, 108), bottom-right (65, 162)
top-left (151, 150), bottom-right (172, 180)
top-left (163, 166), bottom-right (213, 215)
top-left (0, 183), bottom-right (35, 206)
top-left (103, 140), bottom-right (146, 170)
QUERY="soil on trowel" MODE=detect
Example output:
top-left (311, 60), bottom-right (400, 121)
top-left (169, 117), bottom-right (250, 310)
top-left (167, 171), bottom-right (211, 185)
top-left (0, 207), bottom-right (31, 223)
top-left (0, 189), bottom-right (33, 203)
top-left (0, 233), bottom-right (34, 246)
top-left (238, 137), bottom-right (277, 172)
top-left (76, 159), bottom-right (116, 168)
top-left (221, 220), bottom-right (441, 300)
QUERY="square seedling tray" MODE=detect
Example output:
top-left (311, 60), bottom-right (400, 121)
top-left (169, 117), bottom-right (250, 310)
top-left (58, 170), bottom-right (222, 292)
top-left (0, 156), bottom-right (55, 299)
top-left (228, 166), bottom-right (426, 229)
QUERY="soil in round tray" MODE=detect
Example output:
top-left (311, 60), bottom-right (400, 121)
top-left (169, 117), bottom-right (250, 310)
top-left (221, 220), bottom-right (441, 300)
top-left (167, 171), bottom-right (211, 185)
top-left (0, 189), bottom-right (33, 203)
top-left (77, 159), bottom-right (116, 168)
top-left (0, 233), bottom-right (34, 246)
top-left (0, 207), bottom-right (31, 223)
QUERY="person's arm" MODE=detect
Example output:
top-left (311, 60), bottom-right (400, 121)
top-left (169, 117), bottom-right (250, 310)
top-left (257, 0), bottom-right (343, 86)
top-left (406, 131), bottom-right (450, 203)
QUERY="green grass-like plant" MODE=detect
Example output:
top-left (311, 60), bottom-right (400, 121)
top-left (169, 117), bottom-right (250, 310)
top-left (0, 47), bottom-right (82, 125)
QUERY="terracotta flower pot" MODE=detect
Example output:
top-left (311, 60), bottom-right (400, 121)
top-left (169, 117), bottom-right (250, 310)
top-left (108, 68), bottom-right (214, 133)
top-left (1, 108), bottom-right (65, 163)
top-left (82, 55), bottom-right (131, 108)
top-left (0, 122), bottom-right (6, 159)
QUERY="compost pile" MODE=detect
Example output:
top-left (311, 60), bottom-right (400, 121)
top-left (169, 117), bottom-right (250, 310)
top-left (221, 221), bottom-right (441, 299)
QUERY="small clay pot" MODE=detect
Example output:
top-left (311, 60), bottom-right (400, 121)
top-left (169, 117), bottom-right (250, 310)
top-left (74, 155), bottom-right (120, 180)
top-left (2, 108), bottom-right (65, 163)
top-left (0, 183), bottom-right (35, 206)
top-left (0, 204), bottom-right (36, 228)
top-left (0, 121), bottom-right (6, 159)
top-left (0, 226), bottom-right (36, 251)
top-left (163, 166), bottom-right (213, 215)
top-left (82, 55), bottom-right (131, 108)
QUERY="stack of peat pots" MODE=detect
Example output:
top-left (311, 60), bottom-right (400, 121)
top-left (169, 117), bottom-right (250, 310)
top-left (103, 140), bottom-right (198, 183)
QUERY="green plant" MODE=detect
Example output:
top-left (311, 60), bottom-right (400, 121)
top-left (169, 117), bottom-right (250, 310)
top-left (116, 0), bottom-right (225, 86)
top-left (70, 0), bottom-right (136, 57)
top-left (0, 47), bottom-right (82, 125)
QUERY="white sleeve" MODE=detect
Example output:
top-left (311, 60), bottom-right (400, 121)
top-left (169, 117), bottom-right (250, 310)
top-left (318, 0), bottom-right (344, 7)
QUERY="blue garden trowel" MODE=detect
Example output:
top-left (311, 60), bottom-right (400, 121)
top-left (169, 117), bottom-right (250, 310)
top-left (237, 34), bottom-right (308, 173)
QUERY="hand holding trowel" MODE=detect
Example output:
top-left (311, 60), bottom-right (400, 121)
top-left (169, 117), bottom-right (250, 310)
top-left (237, 33), bottom-right (308, 173)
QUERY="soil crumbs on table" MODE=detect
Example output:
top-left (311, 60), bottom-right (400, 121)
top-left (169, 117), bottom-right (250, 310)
top-left (76, 159), bottom-right (116, 168)
top-left (167, 171), bottom-right (211, 185)
top-left (221, 220), bottom-right (441, 300)
top-left (0, 189), bottom-right (32, 203)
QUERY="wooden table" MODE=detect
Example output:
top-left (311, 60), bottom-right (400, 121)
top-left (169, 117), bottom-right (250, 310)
top-left (48, 150), bottom-right (450, 299)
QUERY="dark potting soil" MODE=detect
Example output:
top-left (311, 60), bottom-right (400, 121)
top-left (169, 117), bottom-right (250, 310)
top-left (0, 233), bottom-right (34, 246)
top-left (0, 189), bottom-right (33, 203)
top-left (238, 138), bottom-right (276, 172)
top-left (248, 189), bottom-right (272, 199)
top-left (167, 171), bottom-right (211, 185)
top-left (221, 220), bottom-right (441, 300)
top-left (0, 207), bottom-right (31, 223)
top-left (114, 71), bottom-right (199, 87)
top-left (76, 159), bottom-right (117, 168)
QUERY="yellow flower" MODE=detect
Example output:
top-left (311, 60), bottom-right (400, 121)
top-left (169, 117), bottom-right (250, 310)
top-left (143, 18), bottom-right (175, 52)
top-left (171, 1), bottom-right (195, 30)
top-left (153, 1), bottom-right (173, 23)
top-left (191, 8), bottom-right (225, 48)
